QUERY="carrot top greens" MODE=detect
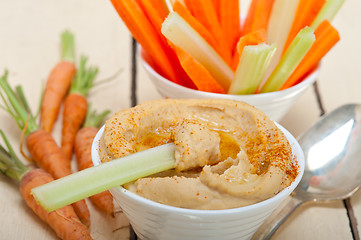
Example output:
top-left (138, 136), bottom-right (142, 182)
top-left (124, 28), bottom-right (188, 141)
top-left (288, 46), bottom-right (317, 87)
top-left (0, 71), bottom-right (38, 135)
top-left (69, 56), bottom-right (98, 96)
top-left (0, 129), bottom-right (29, 182)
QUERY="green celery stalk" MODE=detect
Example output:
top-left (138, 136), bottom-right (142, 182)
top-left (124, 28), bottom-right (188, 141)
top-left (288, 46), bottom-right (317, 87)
top-left (262, 0), bottom-right (300, 87)
top-left (228, 43), bottom-right (276, 95)
top-left (161, 12), bottom-right (234, 91)
top-left (311, 0), bottom-right (345, 30)
top-left (32, 143), bottom-right (176, 212)
top-left (260, 27), bottom-right (315, 93)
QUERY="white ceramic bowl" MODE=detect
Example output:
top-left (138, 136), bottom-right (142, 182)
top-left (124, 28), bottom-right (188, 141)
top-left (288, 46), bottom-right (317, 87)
top-left (140, 57), bottom-right (318, 122)
top-left (92, 123), bottom-right (304, 240)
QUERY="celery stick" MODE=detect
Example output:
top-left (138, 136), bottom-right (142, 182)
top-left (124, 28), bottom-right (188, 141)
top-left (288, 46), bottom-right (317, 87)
top-left (260, 27), bottom-right (315, 93)
top-left (228, 43), bottom-right (276, 95)
top-left (161, 12), bottom-right (234, 91)
top-left (311, 0), bottom-right (345, 30)
top-left (32, 143), bottom-right (175, 212)
top-left (261, 0), bottom-right (300, 88)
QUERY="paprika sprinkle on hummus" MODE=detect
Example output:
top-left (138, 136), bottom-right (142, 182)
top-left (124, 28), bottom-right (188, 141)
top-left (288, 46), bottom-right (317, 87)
top-left (99, 99), bottom-right (299, 210)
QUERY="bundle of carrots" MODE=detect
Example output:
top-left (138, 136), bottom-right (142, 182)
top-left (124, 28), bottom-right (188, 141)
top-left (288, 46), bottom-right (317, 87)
top-left (39, 31), bottom-right (115, 219)
top-left (0, 129), bottom-right (92, 240)
top-left (0, 31), bottom-right (114, 239)
top-left (110, 0), bottom-right (343, 94)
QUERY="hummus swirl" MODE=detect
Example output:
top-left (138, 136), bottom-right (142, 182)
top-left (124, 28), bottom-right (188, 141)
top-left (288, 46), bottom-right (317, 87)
top-left (100, 99), bottom-right (298, 210)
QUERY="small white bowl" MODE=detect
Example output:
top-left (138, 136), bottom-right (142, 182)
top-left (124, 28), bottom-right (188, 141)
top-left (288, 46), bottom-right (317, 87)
top-left (140, 57), bottom-right (318, 122)
top-left (92, 123), bottom-right (304, 240)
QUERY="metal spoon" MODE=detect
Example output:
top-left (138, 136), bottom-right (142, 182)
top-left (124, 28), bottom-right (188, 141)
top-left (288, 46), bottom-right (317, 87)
top-left (252, 103), bottom-right (361, 240)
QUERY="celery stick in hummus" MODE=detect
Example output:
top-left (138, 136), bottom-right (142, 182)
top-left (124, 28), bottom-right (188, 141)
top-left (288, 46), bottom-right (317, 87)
top-left (100, 99), bottom-right (299, 210)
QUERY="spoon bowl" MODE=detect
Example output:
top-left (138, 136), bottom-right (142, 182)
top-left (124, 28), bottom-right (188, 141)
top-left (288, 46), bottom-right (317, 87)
top-left (252, 103), bottom-right (361, 239)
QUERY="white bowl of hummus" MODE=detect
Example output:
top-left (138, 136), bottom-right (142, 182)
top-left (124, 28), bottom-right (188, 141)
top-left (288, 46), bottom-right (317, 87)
top-left (92, 99), bottom-right (304, 240)
top-left (140, 53), bottom-right (318, 122)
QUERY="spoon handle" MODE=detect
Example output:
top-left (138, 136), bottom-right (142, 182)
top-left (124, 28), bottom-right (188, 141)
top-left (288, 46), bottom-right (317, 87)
top-left (251, 197), bottom-right (303, 240)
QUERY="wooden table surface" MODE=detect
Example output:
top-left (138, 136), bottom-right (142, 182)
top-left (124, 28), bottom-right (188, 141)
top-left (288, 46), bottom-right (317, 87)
top-left (1, 0), bottom-right (360, 239)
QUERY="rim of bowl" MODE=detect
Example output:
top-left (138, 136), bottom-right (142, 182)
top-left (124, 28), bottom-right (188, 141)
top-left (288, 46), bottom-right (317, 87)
top-left (139, 51), bottom-right (319, 100)
top-left (92, 123), bottom-right (305, 216)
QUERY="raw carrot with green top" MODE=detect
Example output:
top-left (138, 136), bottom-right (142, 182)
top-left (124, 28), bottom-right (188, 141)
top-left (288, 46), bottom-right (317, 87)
top-left (0, 71), bottom-right (90, 227)
top-left (61, 56), bottom-right (97, 161)
top-left (281, 20), bottom-right (340, 90)
top-left (40, 30), bottom-right (76, 133)
top-left (242, 0), bottom-right (275, 36)
top-left (74, 108), bottom-right (114, 215)
top-left (0, 130), bottom-right (92, 240)
top-left (232, 29), bottom-right (267, 70)
top-left (283, 0), bottom-right (326, 54)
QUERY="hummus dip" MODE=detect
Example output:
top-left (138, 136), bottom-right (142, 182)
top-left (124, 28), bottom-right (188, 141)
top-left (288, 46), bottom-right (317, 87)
top-left (99, 99), bottom-right (298, 210)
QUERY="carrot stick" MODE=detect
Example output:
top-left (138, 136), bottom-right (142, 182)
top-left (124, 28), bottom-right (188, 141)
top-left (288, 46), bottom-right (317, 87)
top-left (136, 0), bottom-right (169, 36)
top-left (162, 12), bottom-right (234, 91)
top-left (135, 0), bottom-right (196, 89)
top-left (173, 1), bottom-right (223, 59)
top-left (61, 56), bottom-right (97, 161)
top-left (281, 20), bottom-right (340, 90)
top-left (0, 130), bottom-right (92, 240)
top-left (21, 169), bottom-right (92, 240)
top-left (75, 108), bottom-right (114, 215)
top-left (110, 0), bottom-right (181, 84)
top-left (219, 0), bottom-right (241, 56)
top-left (211, 0), bottom-right (221, 19)
top-left (184, 0), bottom-right (232, 65)
top-left (232, 29), bottom-right (267, 70)
top-left (283, 0), bottom-right (326, 54)
top-left (40, 30), bottom-right (76, 133)
top-left (174, 46), bottom-right (226, 93)
top-left (0, 72), bottom-right (90, 227)
top-left (242, 0), bottom-right (275, 36)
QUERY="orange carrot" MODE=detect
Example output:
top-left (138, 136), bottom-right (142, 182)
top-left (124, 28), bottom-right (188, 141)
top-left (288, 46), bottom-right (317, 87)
top-left (283, 0), bottom-right (326, 54)
top-left (27, 130), bottom-right (91, 227)
top-left (231, 29), bottom-right (267, 70)
top-left (211, 0), bottom-right (221, 19)
top-left (242, 0), bottom-right (275, 36)
top-left (20, 169), bottom-right (92, 240)
top-left (136, 0), bottom-right (169, 36)
top-left (0, 73), bottom-right (90, 227)
top-left (110, 0), bottom-right (181, 84)
top-left (75, 109), bottom-right (114, 215)
top-left (60, 57), bottom-right (96, 161)
top-left (0, 130), bottom-right (92, 240)
top-left (61, 94), bottom-right (88, 160)
top-left (281, 20), bottom-right (340, 89)
top-left (174, 46), bottom-right (226, 93)
top-left (173, 1), bottom-right (223, 57)
top-left (40, 30), bottom-right (76, 133)
top-left (219, 0), bottom-right (241, 55)
top-left (135, 0), bottom-right (196, 89)
top-left (184, 0), bottom-right (232, 65)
